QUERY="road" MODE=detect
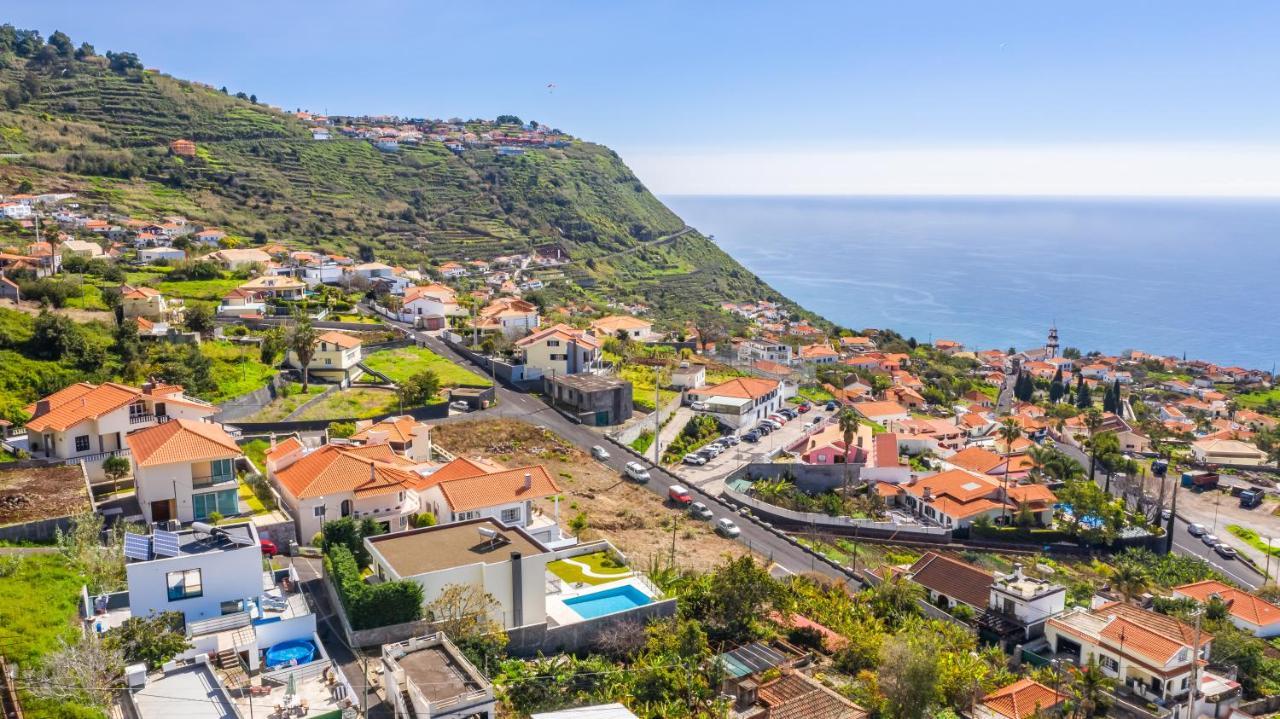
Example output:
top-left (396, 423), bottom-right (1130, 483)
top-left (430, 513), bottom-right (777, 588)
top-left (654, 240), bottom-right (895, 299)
top-left (393, 322), bottom-right (860, 588)
top-left (1056, 443), bottom-right (1264, 588)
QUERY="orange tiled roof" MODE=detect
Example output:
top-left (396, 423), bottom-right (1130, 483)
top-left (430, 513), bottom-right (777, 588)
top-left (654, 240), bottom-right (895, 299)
top-left (852, 400), bottom-right (909, 419)
top-left (274, 443), bottom-right (418, 499)
top-left (317, 331), bottom-right (362, 349)
top-left (1176, 580), bottom-right (1280, 628)
top-left (697, 376), bottom-right (781, 400)
top-left (982, 679), bottom-right (1068, 719)
top-left (947, 446), bottom-right (1005, 474)
top-left (266, 436), bottom-right (304, 462)
top-left (24, 382), bottom-right (211, 433)
top-left (515, 323), bottom-right (600, 349)
top-left (126, 419), bottom-right (241, 467)
top-left (435, 465), bottom-right (560, 512)
top-left (590, 315), bottom-right (651, 333)
top-left (351, 415), bottom-right (426, 445)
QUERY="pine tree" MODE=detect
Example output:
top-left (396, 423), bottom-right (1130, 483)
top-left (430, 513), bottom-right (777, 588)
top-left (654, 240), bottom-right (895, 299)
top-left (1075, 376), bottom-right (1092, 409)
top-left (1049, 366), bottom-right (1065, 403)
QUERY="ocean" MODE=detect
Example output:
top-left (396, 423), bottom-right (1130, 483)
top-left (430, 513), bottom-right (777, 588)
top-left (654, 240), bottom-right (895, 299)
top-left (662, 195), bottom-right (1280, 370)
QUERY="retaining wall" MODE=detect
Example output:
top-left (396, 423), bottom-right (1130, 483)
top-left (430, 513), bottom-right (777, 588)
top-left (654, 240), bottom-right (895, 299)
top-left (214, 374), bottom-right (286, 422)
top-left (223, 402), bottom-right (449, 434)
top-left (727, 462), bottom-right (864, 494)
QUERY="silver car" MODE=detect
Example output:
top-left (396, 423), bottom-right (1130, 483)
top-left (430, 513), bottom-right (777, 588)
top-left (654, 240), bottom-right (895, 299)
top-left (688, 502), bottom-right (713, 520)
top-left (715, 518), bottom-right (741, 538)
top-left (591, 445), bottom-right (611, 461)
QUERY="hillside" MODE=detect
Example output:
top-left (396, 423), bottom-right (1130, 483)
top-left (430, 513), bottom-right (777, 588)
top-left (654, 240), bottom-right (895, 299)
top-left (0, 28), bottom-right (806, 321)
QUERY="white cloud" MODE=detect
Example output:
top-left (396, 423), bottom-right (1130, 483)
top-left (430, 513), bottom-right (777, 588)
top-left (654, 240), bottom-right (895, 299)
top-left (624, 144), bottom-right (1280, 197)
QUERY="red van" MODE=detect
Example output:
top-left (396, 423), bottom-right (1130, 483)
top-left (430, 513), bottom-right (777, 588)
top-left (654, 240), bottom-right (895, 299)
top-left (668, 485), bottom-right (693, 506)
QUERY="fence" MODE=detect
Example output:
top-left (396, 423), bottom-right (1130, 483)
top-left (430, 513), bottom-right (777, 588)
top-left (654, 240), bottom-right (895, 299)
top-left (721, 482), bottom-right (950, 537)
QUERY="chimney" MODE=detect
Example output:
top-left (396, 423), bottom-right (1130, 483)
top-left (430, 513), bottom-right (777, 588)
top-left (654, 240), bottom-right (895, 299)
top-left (142, 381), bottom-right (154, 395)
top-left (510, 552), bottom-right (524, 627)
top-left (923, 486), bottom-right (933, 501)
top-left (35, 399), bottom-right (50, 416)
top-left (736, 679), bottom-right (759, 711)
top-left (1013, 563), bottom-right (1024, 581)
top-left (269, 433), bottom-right (277, 451)
top-left (523, 472), bottom-right (532, 491)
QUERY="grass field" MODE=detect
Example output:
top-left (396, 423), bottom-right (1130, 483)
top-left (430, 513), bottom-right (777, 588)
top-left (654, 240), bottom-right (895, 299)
top-left (362, 346), bottom-right (491, 386)
top-left (241, 439), bottom-right (269, 473)
top-left (203, 341), bottom-right (278, 403)
top-left (618, 364), bottom-right (678, 412)
top-left (292, 387), bottom-right (403, 420)
top-left (240, 383), bottom-right (325, 422)
top-left (159, 277), bottom-right (245, 302)
top-left (547, 550), bottom-right (633, 586)
top-left (1236, 388), bottom-right (1280, 409)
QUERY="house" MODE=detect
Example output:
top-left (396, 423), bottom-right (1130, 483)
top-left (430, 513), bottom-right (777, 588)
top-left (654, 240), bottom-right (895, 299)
top-left (1191, 438), bottom-right (1270, 467)
top-left (904, 552), bottom-right (993, 610)
top-left (934, 339), bottom-right (963, 354)
top-left (350, 415), bottom-right (436, 462)
top-left (737, 339), bottom-right (793, 365)
top-left (207, 248), bottom-right (271, 270)
top-left (237, 274), bottom-right (307, 300)
top-left (515, 324), bottom-right (603, 379)
top-left (725, 670), bottom-right (867, 719)
top-left (346, 261), bottom-right (396, 281)
top-left (286, 331), bottom-right (363, 384)
top-left (884, 385), bottom-right (926, 409)
top-left (216, 287), bottom-right (266, 317)
top-left (532, 705), bottom-right (637, 719)
top-left (976, 679), bottom-right (1068, 719)
top-left (311, 127), bottom-right (331, 140)
top-left (61, 239), bottom-right (104, 258)
top-left (127, 419), bottom-right (243, 524)
top-left (852, 400), bottom-right (910, 426)
top-left (269, 441), bottom-right (423, 540)
top-left (979, 564), bottom-right (1067, 646)
top-left (799, 421), bottom-right (875, 465)
top-left (670, 363), bottom-right (706, 390)
top-left (798, 343), bottom-right (839, 364)
top-left (0, 202), bottom-right (32, 219)
top-left (544, 373), bottom-right (634, 426)
top-left (21, 381), bottom-right (216, 480)
top-left (840, 335), bottom-right (876, 352)
top-left (590, 315), bottom-right (655, 342)
top-left (686, 377), bottom-right (784, 430)
top-left (138, 246), bottom-right (185, 263)
top-left (897, 469), bottom-right (1055, 528)
top-left (437, 261), bottom-right (468, 278)
top-left (1045, 602), bottom-right (1240, 719)
top-left (1174, 580), bottom-right (1280, 638)
top-left (120, 285), bottom-right (181, 323)
top-left (193, 228), bottom-right (226, 246)
top-left (381, 634), bottom-right (496, 719)
top-left (476, 297), bottom-right (541, 339)
top-left (412, 459), bottom-right (566, 546)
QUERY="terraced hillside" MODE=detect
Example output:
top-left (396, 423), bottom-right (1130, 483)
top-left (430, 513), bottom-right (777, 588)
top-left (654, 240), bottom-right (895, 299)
top-left (0, 30), bottom-right (805, 320)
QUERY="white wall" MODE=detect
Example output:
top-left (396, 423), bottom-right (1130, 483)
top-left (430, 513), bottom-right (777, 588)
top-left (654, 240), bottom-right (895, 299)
top-left (125, 542), bottom-right (263, 623)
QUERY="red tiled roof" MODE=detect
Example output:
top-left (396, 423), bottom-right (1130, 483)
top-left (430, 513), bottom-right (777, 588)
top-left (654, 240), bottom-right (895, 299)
top-left (24, 382), bottom-right (212, 432)
top-left (435, 465), bottom-right (559, 512)
top-left (274, 443), bottom-right (418, 499)
top-left (126, 419), bottom-right (241, 467)
top-left (908, 552), bottom-right (993, 607)
top-left (1175, 580), bottom-right (1280, 628)
top-left (947, 446), bottom-right (1005, 474)
top-left (982, 679), bottom-right (1068, 719)
top-left (695, 376), bottom-right (780, 400)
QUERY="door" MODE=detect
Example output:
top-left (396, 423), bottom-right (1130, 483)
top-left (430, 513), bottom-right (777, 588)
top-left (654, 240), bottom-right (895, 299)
top-left (340, 500), bottom-right (353, 517)
top-left (151, 499), bottom-right (174, 523)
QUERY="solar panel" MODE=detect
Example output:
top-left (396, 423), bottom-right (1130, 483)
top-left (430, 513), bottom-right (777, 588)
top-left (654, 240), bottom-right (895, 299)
top-left (123, 533), bottom-right (152, 561)
top-left (152, 530), bottom-right (181, 557)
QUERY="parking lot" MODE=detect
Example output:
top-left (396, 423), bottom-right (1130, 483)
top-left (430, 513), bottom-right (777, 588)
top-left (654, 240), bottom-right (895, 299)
top-left (671, 404), bottom-right (837, 495)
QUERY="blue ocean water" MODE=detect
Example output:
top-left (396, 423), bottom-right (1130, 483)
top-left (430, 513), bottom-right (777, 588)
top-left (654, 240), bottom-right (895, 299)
top-left (663, 195), bottom-right (1280, 370)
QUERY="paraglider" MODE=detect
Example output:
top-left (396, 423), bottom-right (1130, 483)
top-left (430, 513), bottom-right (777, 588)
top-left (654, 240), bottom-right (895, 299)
top-left (546, 82), bottom-right (557, 93)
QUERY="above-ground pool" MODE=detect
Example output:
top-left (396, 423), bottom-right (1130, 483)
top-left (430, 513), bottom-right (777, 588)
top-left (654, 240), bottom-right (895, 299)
top-left (264, 639), bottom-right (316, 669)
top-left (564, 584), bottom-right (652, 619)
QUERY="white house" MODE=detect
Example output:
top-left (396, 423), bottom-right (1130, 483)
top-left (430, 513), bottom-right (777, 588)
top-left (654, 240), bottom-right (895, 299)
top-left (61, 239), bottom-right (105, 258)
top-left (127, 419), bottom-right (243, 524)
top-left (590, 315), bottom-right (654, 342)
top-left (514, 324), bottom-right (603, 379)
top-left (1191, 438), bottom-right (1271, 467)
top-left (685, 377), bottom-right (783, 430)
top-left (138, 246), bottom-right (185, 263)
top-left (381, 634), bottom-right (496, 719)
top-left (286, 331), bottom-right (363, 384)
top-left (207, 248), bottom-right (271, 270)
top-left (412, 457), bottom-right (568, 547)
top-left (1174, 580), bottom-right (1280, 638)
top-left (983, 564), bottom-right (1067, 643)
top-left (737, 339), bottom-right (792, 365)
top-left (22, 382), bottom-right (217, 480)
top-left (476, 297), bottom-right (540, 339)
top-left (396, 283), bottom-right (458, 328)
top-left (0, 202), bottom-right (32, 219)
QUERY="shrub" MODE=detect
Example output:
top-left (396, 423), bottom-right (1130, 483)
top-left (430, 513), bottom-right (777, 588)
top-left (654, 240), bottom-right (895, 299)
top-left (324, 545), bottom-right (423, 630)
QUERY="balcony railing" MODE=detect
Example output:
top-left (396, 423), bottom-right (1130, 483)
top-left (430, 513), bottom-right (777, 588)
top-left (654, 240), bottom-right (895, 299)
top-left (129, 413), bottom-right (156, 425)
top-left (192, 473), bottom-right (236, 489)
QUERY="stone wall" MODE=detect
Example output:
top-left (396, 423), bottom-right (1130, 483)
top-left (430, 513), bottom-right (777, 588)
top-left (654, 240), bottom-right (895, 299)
top-left (726, 462), bottom-right (863, 493)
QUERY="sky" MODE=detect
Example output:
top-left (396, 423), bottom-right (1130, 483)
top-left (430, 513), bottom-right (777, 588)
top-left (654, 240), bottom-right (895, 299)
top-left (11, 1), bottom-right (1280, 195)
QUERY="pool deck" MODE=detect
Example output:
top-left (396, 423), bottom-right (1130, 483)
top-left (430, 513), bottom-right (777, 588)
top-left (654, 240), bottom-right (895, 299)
top-left (232, 665), bottom-right (349, 719)
top-left (544, 575), bottom-right (657, 627)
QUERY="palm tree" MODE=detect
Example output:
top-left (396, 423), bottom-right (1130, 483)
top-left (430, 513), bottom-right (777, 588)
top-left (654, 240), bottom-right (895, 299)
top-left (286, 311), bottom-right (319, 391)
top-left (997, 417), bottom-right (1023, 523)
top-left (1110, 563), bottom-right (1150, 602)
top-left (1068, 656), bottom-right (1115, 719)
top-left (1083, 408), bottom-right (1104, 480)
top-left (838, 408), bottom-right (862, 498)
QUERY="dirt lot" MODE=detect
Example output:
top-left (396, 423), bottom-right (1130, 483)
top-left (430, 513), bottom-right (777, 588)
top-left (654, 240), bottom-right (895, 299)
top-left (7, 299), bottom-right (113, 324)
top-left (432, 419), bottom-right (750, 572)
top-left (0, 464), bottom-right (90, 525)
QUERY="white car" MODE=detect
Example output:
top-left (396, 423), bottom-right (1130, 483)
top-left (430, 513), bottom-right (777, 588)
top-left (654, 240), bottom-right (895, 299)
top-left (683, 453), bottom-right (707, 466)
top-left (1201, 533), bottom-right (1220, 547)
top-left (691, 401), bottom-right (708, 411)
top-left (624, 461), bottom-right (650, 483)
top-left (715, 518), bottom-right (741, 538)
top-left (591, 445), bottom-right (611, 461)
top-left (1187, 522), bottom-right (1207, 536)
top-left (449, 400), bottom-right (471, 412)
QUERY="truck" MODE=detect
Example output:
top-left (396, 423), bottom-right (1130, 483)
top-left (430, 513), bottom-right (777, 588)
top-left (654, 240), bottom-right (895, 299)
top-left (1240, 488), bottom-right (1265, 509)
top-left (1181, 471), bottom-right (1220, 491)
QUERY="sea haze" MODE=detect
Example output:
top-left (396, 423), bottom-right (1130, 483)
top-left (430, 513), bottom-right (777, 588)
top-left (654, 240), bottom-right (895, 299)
top-left (663, 195), bottom-right (1280, 370)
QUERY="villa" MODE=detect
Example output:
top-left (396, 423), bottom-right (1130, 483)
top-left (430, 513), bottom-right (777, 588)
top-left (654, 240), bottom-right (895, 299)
top-left (127, 419), bottom-right (244, 524)
top-left (286, 331), bottom-right (364, 385)
top-left (686, 377), bottom-right (784, 431)
top-left (590, 315), bottom-right (655, 341)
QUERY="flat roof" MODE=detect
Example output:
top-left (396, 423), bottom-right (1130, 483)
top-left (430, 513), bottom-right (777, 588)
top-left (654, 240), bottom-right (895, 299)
top-left (548, 373), bottom-right (628, 392)
top-left (369, 519), bottom-right (546, 577)
top-left (131, 664), bottom-right (236, 719)
top-left (397, 644), bottom-right (488, 705)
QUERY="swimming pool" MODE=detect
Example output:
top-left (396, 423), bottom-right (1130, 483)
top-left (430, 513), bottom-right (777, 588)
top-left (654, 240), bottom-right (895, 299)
top-left (264, 639), bottom-right (316, 669)
top-left (564, 584), bottom-right (652, 619)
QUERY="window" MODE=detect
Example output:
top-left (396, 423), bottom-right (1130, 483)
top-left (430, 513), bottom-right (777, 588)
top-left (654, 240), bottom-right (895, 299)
top-left (154, 402), bottom-right (167, 417)
top-left (399, 516), bottom-right (407, 528)
top-left (166, 569), bottom-right (203, 601)
top-left (220, 600), bottom-right (241, 615)
top-left (501, 507), bottom-right (521, 525)
top-left (74, 435), bottom-right (91, 452)
top-left (547, 339), bottom-right (560, 347)
top-left (313, 505), bottom-right (326, 518)
top-left (1100, 656), bottom-right (1119, 672)
top-left (551, 353), bottom-right (567, 361)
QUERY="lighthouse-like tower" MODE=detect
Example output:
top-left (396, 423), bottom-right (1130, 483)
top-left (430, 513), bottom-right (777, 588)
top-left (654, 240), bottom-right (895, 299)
top-left (1046, 324), bottom-right (1060, 359)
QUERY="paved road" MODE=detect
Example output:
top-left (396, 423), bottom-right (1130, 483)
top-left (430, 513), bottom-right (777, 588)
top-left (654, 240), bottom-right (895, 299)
top-left (391, 322), bottom-right (860, 587)
top-left (1056, 443), bottom-right (1264, 588)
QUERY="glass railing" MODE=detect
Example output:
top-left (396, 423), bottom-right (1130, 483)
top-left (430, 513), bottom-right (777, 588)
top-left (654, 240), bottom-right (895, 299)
top-left (192, 473), bottom-right (236, 489)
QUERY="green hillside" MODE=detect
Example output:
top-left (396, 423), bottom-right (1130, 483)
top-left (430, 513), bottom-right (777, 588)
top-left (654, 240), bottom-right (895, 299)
top-left (0, 26), bottom-right (804, 321)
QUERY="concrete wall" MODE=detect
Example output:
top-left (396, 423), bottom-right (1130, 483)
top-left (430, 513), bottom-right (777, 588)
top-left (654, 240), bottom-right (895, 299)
top-left (720, 482), bottom-right (950, 536)
top-left (728, 462), bottom-right (863, 494)
top-left (611, 394), bottom-right (683, 446)
top-left (223, 402), bottom-right (449, 434)
top-left (215, 374), bottom-right (285, 422)
top-left (0, 515), bottom-right (77, 543)
top-left (504, 597), bottom-right (679, 657)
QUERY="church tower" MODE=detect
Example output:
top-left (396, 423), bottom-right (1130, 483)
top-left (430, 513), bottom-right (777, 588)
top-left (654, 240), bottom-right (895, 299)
top-left (1047, 325), bottom-right (1059, 359)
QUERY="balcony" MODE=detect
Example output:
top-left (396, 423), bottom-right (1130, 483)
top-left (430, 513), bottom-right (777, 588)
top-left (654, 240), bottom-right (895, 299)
top-left (192, 473), bottom-right (236, 489)
top-left (129, 412), bottom-right (156, 425)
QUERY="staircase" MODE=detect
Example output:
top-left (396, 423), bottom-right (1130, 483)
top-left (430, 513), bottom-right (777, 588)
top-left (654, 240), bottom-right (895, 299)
top-left (215, 650), bottom-right (249, 691)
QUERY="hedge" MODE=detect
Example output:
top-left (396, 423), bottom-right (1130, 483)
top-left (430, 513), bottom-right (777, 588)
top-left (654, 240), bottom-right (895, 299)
top-left (324, 545), bottom-right (424, 630)
top-left (970, 525), bottom-right (1076, 545)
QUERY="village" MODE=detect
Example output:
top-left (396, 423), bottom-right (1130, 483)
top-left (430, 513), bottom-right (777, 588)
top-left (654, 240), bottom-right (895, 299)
top-left (5, 181), bottom-right (1280, 719)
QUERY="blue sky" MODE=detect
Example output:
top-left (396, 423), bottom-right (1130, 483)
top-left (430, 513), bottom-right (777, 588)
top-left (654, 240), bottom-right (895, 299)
top-left (11, 2), bottom-right (1280, 195)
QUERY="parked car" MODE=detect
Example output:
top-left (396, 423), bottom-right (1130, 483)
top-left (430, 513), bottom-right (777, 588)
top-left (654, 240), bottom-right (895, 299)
top-left (701, 444), bottom-right (723, 457)
top-left (624, 461), bottom-right (651, 483)
top-left (591, 445), bottom-right (611, 461)
top-left (449, 400), bottom-right (472, 412)
top-left (1187, 522), bottom-right (1207, 536)
top-left (259, 539), bottom-right (279, 557)
top-left (779, 409), bottom-right (797, 420)
top-left (715, 518), bottom-right (741, 538)
top-left (756, 423), bottom-right (775, 434)
top-left (1161, 508), bottom-right (1172, 521)
top-left (768, 414), bottom-right (787, 424)
top-left (803, 420), bottom-right (817, 431)
top-left (742, 432), bottom-right (760, 443)
top-left (669, 485), bottom-right (693, 506)
top-left (691, 401), bottom-right (709, 411)
top-left (682, 453), bottom-right (707, 466)
top-left (797, 404), bottom-right (811, 414)
top-left (825, 401), bottom-right (839, 411)
top-left (1215, 544), bottom-right (1238, 559)
top-left (688, 502), bottom-right (713, 520)
top-left (1201, 533), bottom-right (1220, 547)
top-left (761, 419), bottom-right (782, 430)
top-left (721, 436), bottom-right (740, 446)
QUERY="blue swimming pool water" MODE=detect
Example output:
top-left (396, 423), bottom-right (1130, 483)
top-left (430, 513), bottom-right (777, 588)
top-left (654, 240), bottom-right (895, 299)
top-left (264, 639), bottom-right (316, 668)
top-left (564, 585), bottom-right (652, 619)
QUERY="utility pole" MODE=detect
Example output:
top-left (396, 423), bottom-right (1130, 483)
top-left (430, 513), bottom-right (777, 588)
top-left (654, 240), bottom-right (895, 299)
top-left (653, 365), bottom-right (661, 466)
top-left (1185, 609), bottom-right (1202, 719)
top-left (669, 513), bottom-right (678, 568)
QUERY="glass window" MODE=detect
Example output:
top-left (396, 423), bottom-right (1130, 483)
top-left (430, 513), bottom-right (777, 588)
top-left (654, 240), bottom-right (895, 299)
top-left (166, 569), bottom-right (202, 601)
top-left (501, 507), bottom-right (521, 525)
top-left (314, 505), bottom-right (326, 517)
top-left (75, 435), bottom-right (91, 452)
top-left (155, 402), bottom-right (167, 417)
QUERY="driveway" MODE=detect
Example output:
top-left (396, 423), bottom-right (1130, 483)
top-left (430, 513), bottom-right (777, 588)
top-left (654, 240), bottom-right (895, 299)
top-left (673, 409), bottom-right (832, 496)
